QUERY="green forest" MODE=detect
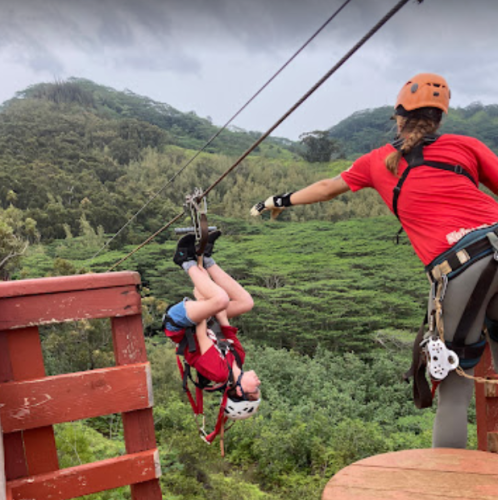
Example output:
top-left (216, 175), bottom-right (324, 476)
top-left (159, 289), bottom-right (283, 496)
top-left (1, 79), bottom-right (494, 499)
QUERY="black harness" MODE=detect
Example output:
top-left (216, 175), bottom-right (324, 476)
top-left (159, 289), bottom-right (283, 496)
top-left (162, 310), bottom-right (243, 394)
top-left (391, 134), bottom-right (478, 220)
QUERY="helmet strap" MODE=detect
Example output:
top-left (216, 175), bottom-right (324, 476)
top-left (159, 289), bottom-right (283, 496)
top-left (235, 370), bottom-right (247, 400)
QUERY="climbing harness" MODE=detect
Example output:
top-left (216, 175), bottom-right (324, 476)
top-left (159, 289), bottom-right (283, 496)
top-left (108, 0), bottom-right (419, 272)
top-left (405, 227), bottom-right (498, 408)
top-left (392, 134), bottom-right (478, 244)
top-left (162, 311), bottom-right (258, 454)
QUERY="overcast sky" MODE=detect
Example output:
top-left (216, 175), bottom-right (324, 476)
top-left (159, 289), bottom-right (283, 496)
top-left (1, 0), bottom-right (497, 140)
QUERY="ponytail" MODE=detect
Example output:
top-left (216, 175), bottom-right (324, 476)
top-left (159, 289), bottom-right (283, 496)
top-left (385, 114), bottom-right (441, 176)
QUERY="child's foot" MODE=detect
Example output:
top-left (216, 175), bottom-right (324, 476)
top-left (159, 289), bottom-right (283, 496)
top-left (173, 233), bottom-right (197, 267)
top-left (204, 230), bottom-right (222, 258)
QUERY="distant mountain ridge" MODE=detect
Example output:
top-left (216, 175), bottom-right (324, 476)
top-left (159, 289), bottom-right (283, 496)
top-left (1, 78), bottom-right (498, 244)
top-left (5, 78), bottom-right (298, 158)
top-left (328, 102), bottom-right (498, 158)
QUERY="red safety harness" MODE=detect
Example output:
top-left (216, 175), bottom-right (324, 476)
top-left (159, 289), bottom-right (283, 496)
top-left (164, 314), bottom-right (243, 444)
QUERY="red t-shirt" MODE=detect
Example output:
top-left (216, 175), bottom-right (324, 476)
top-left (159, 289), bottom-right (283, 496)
top-left (165, 325), bottom-right (245, 384)
top-left (341, 134), bottom-right (498, 265)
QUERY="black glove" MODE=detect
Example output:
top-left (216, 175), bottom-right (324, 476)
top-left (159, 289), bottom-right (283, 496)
top-left (250, 193), bottom-right (293, 219)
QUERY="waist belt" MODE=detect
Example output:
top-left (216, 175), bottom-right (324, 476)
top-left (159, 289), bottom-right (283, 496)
top-left (428, 227), bottom-right (498, 281)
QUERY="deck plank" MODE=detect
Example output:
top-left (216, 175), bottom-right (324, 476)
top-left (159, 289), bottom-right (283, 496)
top-left (322, 449), bottom-right (498, 500)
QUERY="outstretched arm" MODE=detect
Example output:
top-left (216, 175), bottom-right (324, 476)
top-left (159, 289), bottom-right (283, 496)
top-left (251, 174), bottom-right (350, 218)
top-left (290, 175), bottom-right (350, 205)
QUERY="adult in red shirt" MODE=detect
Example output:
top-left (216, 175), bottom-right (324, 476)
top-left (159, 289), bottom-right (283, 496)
top-left (251, 73), bottom-right (498, 449)
top-left (164, 231), bottom-right (261, 413)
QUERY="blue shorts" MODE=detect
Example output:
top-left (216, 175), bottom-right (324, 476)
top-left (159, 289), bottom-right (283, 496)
top-left (165, 298), bottom-right (197, 331)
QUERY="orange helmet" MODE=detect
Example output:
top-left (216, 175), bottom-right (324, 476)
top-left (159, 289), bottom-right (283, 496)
top-left (395, 73), bottom-right (450, 114)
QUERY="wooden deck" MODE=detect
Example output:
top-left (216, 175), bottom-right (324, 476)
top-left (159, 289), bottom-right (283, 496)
top-left (322, 448), bottom-right (498, 499)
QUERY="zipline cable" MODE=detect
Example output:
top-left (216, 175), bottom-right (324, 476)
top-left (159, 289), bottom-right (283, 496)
top-left (108, 0), bottom-right (420, 272)
top-left (88, 0), bottom-right (353, 264)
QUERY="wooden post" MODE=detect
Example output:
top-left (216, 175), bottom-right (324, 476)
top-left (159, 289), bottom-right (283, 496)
top-left (475, 344), bottom-right (498, 452)
top-left (0, 327), bottom-right (59, 478)
top-left (112, 315), bottom-right (162, 499)
top-left (0, 418), bottom-right (6, 500)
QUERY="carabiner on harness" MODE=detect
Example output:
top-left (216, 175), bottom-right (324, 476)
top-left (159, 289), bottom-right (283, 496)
top-left (195, 414), bottom-right (210, 443)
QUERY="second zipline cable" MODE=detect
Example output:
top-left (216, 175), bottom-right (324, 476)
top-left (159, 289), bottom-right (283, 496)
top-left (89, 0), bottom-right (353, 263)
top-left (109, 0), bottom-right (419, 272)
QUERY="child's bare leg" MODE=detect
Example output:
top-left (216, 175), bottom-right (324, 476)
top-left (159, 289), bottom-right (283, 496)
top-left (215, 309), bottom-right (230, 327)
top-left (206, 264), bottom-right (253, 318)
top-left (194, 320), bottom-right (213, 355)
top-left (184, 266), bottom-right (229, 323)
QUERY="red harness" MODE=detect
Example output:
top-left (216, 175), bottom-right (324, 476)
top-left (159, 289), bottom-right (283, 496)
top-left (175, 355), bottom-right (230, 444)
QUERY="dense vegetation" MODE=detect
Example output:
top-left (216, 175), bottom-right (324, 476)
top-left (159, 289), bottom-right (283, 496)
top-left (1, 80), bottom-right (491, 499)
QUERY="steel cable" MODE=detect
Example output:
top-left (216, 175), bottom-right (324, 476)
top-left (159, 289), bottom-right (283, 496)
top-left (108, 0), bottom-right (419, 272)
top-left (89, 0), bottom-right (352, 264)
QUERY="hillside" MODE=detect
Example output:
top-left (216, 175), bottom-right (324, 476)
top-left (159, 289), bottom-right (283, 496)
top-left (7, 78), bottom-right (299, 158)
top-left (0, 79), bottom-right (489, 499)
top-left (328, 102), bottom-right (498, 158)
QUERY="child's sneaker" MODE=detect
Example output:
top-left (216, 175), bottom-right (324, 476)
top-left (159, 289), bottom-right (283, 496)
top-left (173, 233), bottom-right (197, 267)
top-left (204, 230), bottom-right (222, 258)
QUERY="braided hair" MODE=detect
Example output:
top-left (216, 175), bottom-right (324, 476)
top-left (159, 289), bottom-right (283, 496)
top-left (385, 107), bottom-right (443, 176)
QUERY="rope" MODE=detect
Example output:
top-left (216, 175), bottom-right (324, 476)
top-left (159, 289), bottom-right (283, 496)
top-left (88, 0), bottom-right (352, 265)
top-left (200, 0), bottom-right (414, 200)
top-left (436, 298), bottom-right (498, 386)
top-left (107, 213), bottom-right (184, 272)
top-left (455, 366), bottom-right (498, 385)
top-left (454, 330), bottom-right (498, 385)
top-left (108, 0), bottom-right (417, 272)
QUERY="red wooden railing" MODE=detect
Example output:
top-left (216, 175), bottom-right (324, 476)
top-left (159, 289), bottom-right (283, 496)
top-left (0, 272), bottom-right (162, 500)
top-left (475, 344), bottom-right (498, 452)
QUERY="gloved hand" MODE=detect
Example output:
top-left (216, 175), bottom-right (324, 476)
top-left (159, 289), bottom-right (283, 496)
top-left (250, 192), bottom-right (294, 219)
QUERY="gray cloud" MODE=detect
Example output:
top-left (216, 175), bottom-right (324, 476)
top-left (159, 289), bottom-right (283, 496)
top-left (1, 0), bottom-right (498, 138)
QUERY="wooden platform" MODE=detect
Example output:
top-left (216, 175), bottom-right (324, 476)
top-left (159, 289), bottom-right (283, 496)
top-left (322, 448), bottom-right (498, 499)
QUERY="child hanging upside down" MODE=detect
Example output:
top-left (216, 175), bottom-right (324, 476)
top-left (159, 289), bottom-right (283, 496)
top-left (163, 230), bottom-right (261, 427)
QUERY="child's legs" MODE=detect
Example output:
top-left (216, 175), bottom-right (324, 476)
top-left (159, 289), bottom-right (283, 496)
top-left (184, 266), bottom-right (229, 323)
top-left (206, 264), bottom-right (253, 318)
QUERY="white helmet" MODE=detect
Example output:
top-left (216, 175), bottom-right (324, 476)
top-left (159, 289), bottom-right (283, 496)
top-left (224, 397), bottom-right (261, 420)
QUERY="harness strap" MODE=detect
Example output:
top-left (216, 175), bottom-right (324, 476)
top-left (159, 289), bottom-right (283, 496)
top-left (428, 230), bottom-right (498, 281)
top-left (392, 136), bottom-right (478, 219)
top-left (446, 335), bottom-right (487, 369)
top-left (176, 329), bottom-right (197, 356)
top-left (452, 256), bottom-right (498, 346)
top-left (204, 389), bottom-right (229, 444)
top-left (404, 314), bottom-right (433, 409)
top-left (177, 356), bottom-right (201, 414)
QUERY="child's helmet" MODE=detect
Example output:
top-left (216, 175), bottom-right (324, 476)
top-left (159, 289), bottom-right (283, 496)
top-left (224, 397), bottom-right (261, 420)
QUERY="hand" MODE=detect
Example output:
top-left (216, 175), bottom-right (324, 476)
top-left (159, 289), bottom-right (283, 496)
top-left (250, 193), bottom-right (293, 219)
